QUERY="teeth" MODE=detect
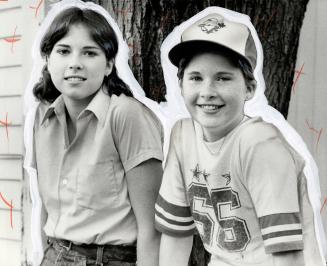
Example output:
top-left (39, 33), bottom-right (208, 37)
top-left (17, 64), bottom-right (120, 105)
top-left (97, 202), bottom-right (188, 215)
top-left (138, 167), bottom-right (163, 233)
top-left (200, 105), bottom-right (219, 110)
top-left (66, 77), bottom-right (84, 81)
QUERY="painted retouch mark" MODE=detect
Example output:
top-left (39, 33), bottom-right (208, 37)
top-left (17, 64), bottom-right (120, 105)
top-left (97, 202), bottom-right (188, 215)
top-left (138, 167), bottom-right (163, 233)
top-left (255, 9), bottom-right (278, 38)
top-left (305, 119), bottom-right (323, 152)
top-left (160, 13), bottom-right (170, 30)
top-left (262, 9), bottom-right (277, 37)
top-left (4, 26), bottom-right (21, 53)
top-left (0, 112), bottom-right (11, 141)
top-left (128, 42), bottom-right (138, 54)
top-left (114, 7), bottom-right (132, 17)
top-left (0, 192), bottom-right (13, 229)
top-left (30, 0), bottom-right (44, 18)
top-left (320, 197), bottom-right (327, 214)
top-left (292, 63), bottom-right (305, 94)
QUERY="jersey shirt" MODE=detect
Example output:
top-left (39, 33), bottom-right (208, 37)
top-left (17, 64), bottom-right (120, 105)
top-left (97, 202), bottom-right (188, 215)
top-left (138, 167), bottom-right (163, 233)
top-left (155, 117), bottom-right (322, 265)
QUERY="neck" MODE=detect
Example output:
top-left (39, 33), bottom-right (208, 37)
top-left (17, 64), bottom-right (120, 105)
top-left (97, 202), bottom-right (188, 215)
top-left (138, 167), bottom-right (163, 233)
top-left (63, 96), bottom-right (93, 145)
top-left (62, 95), bottom-right (92, 123)
top-left (203, 115), bottom-right (246, 142)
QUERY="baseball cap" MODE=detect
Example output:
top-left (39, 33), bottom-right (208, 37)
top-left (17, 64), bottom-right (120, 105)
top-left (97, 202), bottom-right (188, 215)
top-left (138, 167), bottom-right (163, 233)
top-left (168, 13), bottom-right (257, 70)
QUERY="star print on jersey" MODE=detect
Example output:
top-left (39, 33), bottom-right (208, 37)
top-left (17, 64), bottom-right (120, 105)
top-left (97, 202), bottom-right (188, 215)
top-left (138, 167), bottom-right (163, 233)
top-left (191, 164), bottom-right (211, 182)
top-left (191, 164), bottom-right (202, 181)
top-left (221, 172), bottom-right (231, 186)
top-left (202, 170), bottom-right (210, 181)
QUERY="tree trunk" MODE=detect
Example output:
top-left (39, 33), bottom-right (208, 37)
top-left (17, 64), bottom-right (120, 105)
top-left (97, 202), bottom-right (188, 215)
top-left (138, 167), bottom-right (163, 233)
top-left (86, 0), bottom-right (309, 265)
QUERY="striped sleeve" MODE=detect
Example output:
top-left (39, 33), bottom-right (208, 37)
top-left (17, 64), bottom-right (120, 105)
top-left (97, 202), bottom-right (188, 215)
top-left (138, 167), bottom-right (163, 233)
top-left (155, 194), bottom-right (196, 236)
top-left (259, 213), bottom-right (303, 253)
top-left (242, 126), bottom-right (304, 253)
top-left (155, 121), bottom-right (196, 236)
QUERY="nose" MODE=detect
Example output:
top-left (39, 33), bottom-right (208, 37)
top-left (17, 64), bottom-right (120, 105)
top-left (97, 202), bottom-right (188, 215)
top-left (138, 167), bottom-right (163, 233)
top-left (200, 81), bottom-right (218, 99)
top-left (69, 54), bottom-right (83, 70)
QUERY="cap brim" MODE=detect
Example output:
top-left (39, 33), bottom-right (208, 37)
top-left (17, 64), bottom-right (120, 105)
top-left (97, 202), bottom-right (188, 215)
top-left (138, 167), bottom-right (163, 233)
top-left (168, 40), bottom-right (252, 69)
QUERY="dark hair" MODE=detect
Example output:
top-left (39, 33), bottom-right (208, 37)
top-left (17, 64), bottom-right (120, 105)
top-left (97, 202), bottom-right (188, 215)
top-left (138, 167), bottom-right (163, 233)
top-left (177, 45), bottom-right (255, 88)
top-left (33, 7), bottom-right (132, 103)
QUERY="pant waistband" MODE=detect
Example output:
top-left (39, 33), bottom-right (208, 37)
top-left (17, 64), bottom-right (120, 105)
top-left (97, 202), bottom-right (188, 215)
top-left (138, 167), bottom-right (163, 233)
top-left (48, 237), bottom-right (136, 263)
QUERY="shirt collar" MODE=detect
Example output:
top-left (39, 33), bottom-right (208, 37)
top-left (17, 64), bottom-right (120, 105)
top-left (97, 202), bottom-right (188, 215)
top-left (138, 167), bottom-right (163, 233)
top-left (83, 88), bottom-right (110, 127)
top-left (40, 95), bottom-right (66, 126)
top-left (40, 88), bottom-right (110, 127)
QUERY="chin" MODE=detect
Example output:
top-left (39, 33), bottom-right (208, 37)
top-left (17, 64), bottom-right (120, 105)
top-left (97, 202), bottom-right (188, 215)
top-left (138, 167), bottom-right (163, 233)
top-left (194, 118), bottom-right (219, 128)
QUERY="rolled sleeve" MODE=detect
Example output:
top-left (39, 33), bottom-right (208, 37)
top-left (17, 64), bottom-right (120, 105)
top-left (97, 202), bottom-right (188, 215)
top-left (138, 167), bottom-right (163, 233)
top-left (112, 97), bottom-right (163, 171)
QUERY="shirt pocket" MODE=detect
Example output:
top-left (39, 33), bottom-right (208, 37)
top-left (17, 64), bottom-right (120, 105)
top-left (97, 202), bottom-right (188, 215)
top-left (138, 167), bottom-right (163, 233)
top-left (77, 160), bottom-right (118, 210)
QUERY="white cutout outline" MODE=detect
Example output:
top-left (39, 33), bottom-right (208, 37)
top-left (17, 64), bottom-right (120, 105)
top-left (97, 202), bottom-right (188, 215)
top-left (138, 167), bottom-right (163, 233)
top-left (23, 2), bottom-right (326, 264)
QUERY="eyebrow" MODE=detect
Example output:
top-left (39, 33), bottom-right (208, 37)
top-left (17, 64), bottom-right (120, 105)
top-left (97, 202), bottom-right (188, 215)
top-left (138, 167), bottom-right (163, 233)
top-left (215, 72), bottom-right (234, 75)
top-left (185, 71), bottom-right (201, 75)
top-left (186, 70), bottom-right (234, 75)
top-left (54, 44), bottom-right (101, 50)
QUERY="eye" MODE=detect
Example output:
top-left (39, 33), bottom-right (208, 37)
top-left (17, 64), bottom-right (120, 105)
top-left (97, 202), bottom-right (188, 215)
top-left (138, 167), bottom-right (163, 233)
top-left (84, 51), bottom-right (98, 57)
top-left (56, 48), bottom-right (70, 55)
top-left (189, 76), bottom-right (202, 81)
top-left (216, 76), bottom-right (231, 82)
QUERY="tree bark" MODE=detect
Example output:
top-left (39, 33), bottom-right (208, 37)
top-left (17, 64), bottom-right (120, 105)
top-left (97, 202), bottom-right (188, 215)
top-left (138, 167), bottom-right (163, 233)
top-left (85, 0), bottom-right (309, 265)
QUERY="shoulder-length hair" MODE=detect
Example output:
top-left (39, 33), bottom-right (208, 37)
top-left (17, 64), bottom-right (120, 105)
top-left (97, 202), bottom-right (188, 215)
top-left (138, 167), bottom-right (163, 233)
top-left (33, 7), bottom-right (132, 103)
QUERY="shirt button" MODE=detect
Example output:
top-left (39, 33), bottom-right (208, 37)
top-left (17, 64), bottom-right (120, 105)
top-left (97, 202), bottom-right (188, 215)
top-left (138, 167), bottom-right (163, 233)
top-left (62, 179), bottom-right (68, 185)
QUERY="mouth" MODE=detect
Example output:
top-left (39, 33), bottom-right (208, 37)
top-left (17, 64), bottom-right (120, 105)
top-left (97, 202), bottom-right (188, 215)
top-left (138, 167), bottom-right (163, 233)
top-left (64, 76), bottom-right (86, 81)
top-left (197, 104), bottom-right (225, 111)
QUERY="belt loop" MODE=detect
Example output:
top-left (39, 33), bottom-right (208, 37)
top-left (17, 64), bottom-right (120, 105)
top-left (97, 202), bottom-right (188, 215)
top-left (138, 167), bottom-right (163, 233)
top-left (64, 241), bottom-right (72, 251)
top-left (57, 239), bottom-right (72, 251)
top-left (95, 246), bottom-right (104, 266)
top-left (47, 237), bottom-right (53, 246)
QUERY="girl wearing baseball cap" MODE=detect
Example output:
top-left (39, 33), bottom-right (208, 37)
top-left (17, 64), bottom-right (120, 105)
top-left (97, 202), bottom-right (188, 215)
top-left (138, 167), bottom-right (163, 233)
top-left (155, 7), bottom-right (326, 266)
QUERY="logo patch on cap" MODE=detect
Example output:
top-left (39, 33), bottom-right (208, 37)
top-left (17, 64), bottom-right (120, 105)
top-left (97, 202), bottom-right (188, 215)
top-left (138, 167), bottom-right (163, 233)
top-left (198, 17), bottom-right (226, 34)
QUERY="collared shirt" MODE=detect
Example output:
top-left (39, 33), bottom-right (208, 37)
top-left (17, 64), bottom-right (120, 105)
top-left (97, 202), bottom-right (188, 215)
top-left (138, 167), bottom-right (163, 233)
top-left (34, 89), bottom-right (163, 245)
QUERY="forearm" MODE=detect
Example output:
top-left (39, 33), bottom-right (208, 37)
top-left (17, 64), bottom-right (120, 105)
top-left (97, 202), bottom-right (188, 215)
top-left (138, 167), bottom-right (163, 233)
top-left (41, 203), bottom-right (48, 251)
top-left (136, 230), bottom-right (160, 266)
top-left (272, 250), bottom-right (305, 266)
top-left (126, 159), bottom-right (163, 266)
top-left (159, 234), bottom-right (193, 266)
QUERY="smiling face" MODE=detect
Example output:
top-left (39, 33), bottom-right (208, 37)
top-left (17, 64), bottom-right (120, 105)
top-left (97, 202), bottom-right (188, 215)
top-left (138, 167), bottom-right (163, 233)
top-left (181, 52), bottom-right (255, 142)
top-left (47, 23), bottom-right (112, 106)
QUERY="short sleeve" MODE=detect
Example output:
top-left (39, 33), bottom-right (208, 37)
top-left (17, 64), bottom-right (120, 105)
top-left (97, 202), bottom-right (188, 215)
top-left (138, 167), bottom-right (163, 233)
top-left (155, 122), bottom-right (196, 237)
top-left (112, 97), bottom-right (163, 171)
top-left (242, 133), bottom-right (303, 254)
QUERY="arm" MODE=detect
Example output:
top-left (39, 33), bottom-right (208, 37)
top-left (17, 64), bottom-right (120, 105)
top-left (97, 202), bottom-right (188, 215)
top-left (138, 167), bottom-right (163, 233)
top-left (159, 234), bottom-right (193, 266)
top-left (40, 203), bottom-right (48, 250)
top-left (126, 158), bottom-right (163, 266)
top-left (242, 126), bottom-right (305, 264)
top-left (272, 251), bottom-right (305, 266)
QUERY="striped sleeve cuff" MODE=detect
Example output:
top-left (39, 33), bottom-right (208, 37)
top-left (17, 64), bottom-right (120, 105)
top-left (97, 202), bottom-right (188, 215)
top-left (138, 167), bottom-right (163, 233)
top-left (155, 194), bottom-right (196, 237)
top-left (259, 213), bottom-right (304, 253)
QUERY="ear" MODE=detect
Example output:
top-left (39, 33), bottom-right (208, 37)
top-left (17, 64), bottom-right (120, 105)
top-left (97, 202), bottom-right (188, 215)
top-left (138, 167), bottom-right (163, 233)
top-left (45, 56), bottom-right (52, 73)
top-left (245, 79), bottom-right (256, 101)
top-left (178, 79), bottom-right (184, 96)
top-left (105, 59), bottom-right (114, 77)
